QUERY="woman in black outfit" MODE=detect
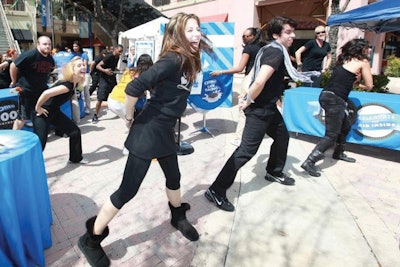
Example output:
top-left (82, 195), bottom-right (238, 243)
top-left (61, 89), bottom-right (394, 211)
top-left (301, 39), bottom-right (373, 177)
top-left (34, 56), bottom-right (88, 163)
top-left (78, 13), bottom-right (213, 267)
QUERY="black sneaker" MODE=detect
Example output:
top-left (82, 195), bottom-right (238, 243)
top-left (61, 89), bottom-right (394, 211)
top-left (92, 114), bottom-right (98, 124)
top-left (204, 188), bottom-right (235, 212)
top-left (265, 172), bottom-right (295, 186)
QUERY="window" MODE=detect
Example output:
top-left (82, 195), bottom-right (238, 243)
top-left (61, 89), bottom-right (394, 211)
top-left (152, 0), bottom-right (170, 7)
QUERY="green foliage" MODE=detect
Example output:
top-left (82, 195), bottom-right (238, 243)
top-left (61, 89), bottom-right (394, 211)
top-left (319, 71), bottom-right (389, 93)
top-left (353, 75), bottom-right (389, 93)
top-left (384, 56), bottom-right (400, 77)
top-left (320, 71), bottom-right (331, 88)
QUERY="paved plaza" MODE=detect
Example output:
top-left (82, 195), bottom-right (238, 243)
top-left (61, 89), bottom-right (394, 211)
top-left (42, 76), bottom-right (400, 267)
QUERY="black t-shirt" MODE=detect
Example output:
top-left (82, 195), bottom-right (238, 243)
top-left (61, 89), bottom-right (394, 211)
top-left (42, 81), bottom-right (75, 111)
top-left (14, 49), bottom-right (55, 96)
top-left (0, 59), bottom-right (12, 88)
top-left (126, 52), bottom-right (191, 118)
top-left (302, 39), bottom-right (331, 71)
top-left (99, 53), bottom-right (119, 80)
top-left (252, 46), bottom-right (285, 107)
top-left (124, 52), bottom-right (191, 159)
top-left (243, 43), bottom-right (262, 75)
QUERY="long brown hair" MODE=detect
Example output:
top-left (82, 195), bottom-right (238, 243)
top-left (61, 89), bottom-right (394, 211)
top-left (160, 13), bottom-right (213, 82)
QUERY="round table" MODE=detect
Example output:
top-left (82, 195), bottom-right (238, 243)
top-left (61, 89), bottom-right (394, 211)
top-left (0, 130), bottom-right (52, 267)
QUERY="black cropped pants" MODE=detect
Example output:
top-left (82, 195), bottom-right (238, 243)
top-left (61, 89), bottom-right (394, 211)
top-left (110, 153), bottom-right (181, 209)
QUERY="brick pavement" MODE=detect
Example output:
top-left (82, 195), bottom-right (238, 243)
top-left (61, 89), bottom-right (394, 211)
top-left (43, 95), bottom-right (236, 266)
top-left (42, 76), bottom-right (400, 266)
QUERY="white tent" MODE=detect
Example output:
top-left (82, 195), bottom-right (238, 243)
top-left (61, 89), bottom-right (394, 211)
top-left (118, 16), bottom-right (169, 68)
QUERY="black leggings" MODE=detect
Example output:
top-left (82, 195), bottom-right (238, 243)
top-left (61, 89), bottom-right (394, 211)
top-left (110, 153), bottom-right (181, 209)
top-left (33, 109), bottom-right (83, 162)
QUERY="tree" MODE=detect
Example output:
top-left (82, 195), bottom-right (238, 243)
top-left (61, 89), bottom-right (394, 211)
top-left (65, 0), bottom-right (127, 46)
top-left (328, 0), bottom-right (351, 68)
top-left (64, 0), bottom-right (164, 46)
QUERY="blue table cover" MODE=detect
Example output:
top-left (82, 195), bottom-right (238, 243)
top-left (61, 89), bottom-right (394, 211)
top-left (0, 88), bottom-right (85, 131)
top-left (283, 87), bottom-right (400, 150)
top-left (0, 130), bottom-right (52, 267)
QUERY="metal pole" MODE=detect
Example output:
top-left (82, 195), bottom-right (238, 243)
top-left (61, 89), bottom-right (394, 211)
top-left (50, 0), bottom-right (55, 48)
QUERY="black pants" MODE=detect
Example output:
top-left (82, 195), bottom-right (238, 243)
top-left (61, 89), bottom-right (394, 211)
top-left (89, 73), bottom-right (100, 95)
top-left (210, 104), bottom-right (289, 197)
top-left (314, 91), bottom-right (351, 153)
top-left (110, 153), bottom-right (181, 209)
top-left (97, 76), bottom-right (116, 101)
top-left (33, 108), bottom-right (83, 162)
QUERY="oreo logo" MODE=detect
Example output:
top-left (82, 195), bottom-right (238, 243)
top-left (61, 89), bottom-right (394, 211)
top-left (354, 103), bottom-right (397, 140)
top-left (0, 100), bottom-right (18, 129)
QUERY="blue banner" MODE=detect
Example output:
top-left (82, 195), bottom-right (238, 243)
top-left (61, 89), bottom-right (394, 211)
top-left (283, 87), bottom-right (400, 150)
top-left (161, 22), bottom-right (235, 110)
top-left (188, 70), bottom-right (233, 110)
top-left (41, 0), bottom-right (47, 27)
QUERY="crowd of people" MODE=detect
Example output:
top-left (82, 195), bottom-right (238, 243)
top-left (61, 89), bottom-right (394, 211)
top-left (1, 12), bottom-right (374, 267)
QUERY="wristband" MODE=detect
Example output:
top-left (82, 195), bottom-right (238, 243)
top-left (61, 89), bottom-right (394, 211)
top-left (244, 93), bottom-right (254, 104)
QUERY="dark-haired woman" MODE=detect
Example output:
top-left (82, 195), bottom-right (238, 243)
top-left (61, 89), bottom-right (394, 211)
top-left (211, 27), bottom-right (266, 146)
top-left (78, 13), bottom-right (213, 267)
top-left (301, 39), bottom-right (373, 177)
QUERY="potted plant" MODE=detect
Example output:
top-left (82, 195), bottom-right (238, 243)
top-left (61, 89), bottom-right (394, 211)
top-left (384, 55), bottom-right (400, 94)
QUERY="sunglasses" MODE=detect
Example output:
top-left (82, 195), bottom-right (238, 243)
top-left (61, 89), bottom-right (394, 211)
top-left (316, 31), bottom-right (326, 34)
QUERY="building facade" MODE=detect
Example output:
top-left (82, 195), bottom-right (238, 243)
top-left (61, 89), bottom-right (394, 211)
top-left (145, 0), bottom-right (397, 75)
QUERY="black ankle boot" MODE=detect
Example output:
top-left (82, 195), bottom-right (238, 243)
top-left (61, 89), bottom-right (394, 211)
top-left (301, 160), bottom-right (321, 177)
top-left (168, 202), bottom-right (199, 241)
top-left (332, 144), bottom-right (356, 163)
top-left (301, 149), bottom-right (325, 177)
top-left (78, 217), bottom-right (110, 267)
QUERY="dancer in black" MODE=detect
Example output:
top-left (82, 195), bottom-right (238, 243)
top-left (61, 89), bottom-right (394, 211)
top-left (34, 56), bottom-right (88, 164)
top-left (301, 39), bottom-right (373, 177)
top-left (205, 16), bottom-right (300, 212)
top-left (78, 13), bottom-right (213, 267)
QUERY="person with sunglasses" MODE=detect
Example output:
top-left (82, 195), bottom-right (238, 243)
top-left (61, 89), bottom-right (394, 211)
top-left (295, 25), bottom-right (332, 87)
top-left (210, 27), bottom-right (266, 146)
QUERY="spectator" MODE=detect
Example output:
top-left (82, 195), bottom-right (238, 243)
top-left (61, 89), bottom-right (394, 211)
top-left (0, 49), bottom-right (18, 89)
top-left (211, 27), bottom-right (266, 146)
top-left (10, 36), bottom-right (55, 130)
top-left (53, 41), bottom-right (71, 79)
top-left (295, 25), bottom-right (332, 87)
top-left (127, 45), bottom-right (136, 68)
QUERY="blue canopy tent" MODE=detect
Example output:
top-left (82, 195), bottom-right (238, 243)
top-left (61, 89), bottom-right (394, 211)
top-left (327, 0), bottom-right (400, 33)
